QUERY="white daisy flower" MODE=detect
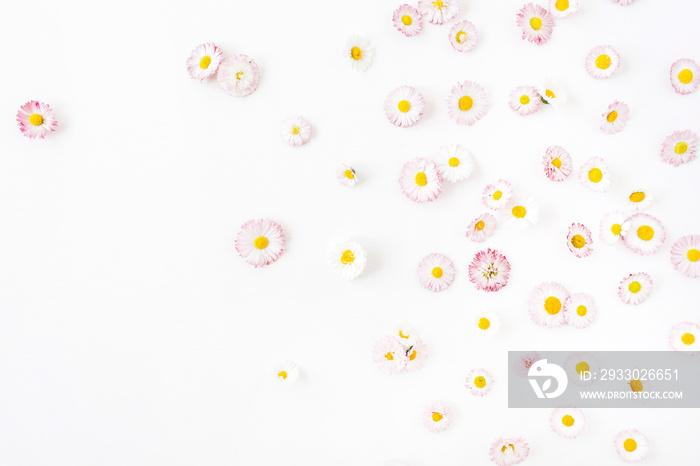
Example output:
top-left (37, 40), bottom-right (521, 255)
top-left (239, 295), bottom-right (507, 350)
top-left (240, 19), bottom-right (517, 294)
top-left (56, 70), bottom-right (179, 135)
top-left (516, 3), bottom-right (555, 45)
top-left (489, 437), bottom-right (530, 465)
top-left (549, 0), bottom-right (578, 18)
top-left (509, 85), bottom-right (541, 116)
top-left (564, 293), bottom-right (597, 329)
top-left (417, 253), bottom-right (455, 292)
top-left (393, 4), bottom-right (423, 37)
top-left (538, 79), bottom-right (568, 108)
top-left (466, 212), bottom-right (497, 243)
top-left (405, 339), bottom-right (429, 372)
top-left (446, 80), bottom-right (488, 126)
top-left (373, 336), bottom-right (408, 374)
top-left (505, 195), bottom-right (539, 229)
top-left (435, 144), bottom-right (474, 183)
top-left (669, 322), bottom-right (700, 354)
top-left (565, 352), bottom-right (598, 386)
top-left (618, 272), bottom-right (653, 305)
top-left (585, 45), bottom-right (621, 79)
top-left (550, 407), bottom-right (585, 439)
top-left (627, 189), bottom-right (652, 211)
top-left (418, 0), bottom-right (459, 25)
top-left (235, 219), bottom-right (285, 267)
top-left (273, 359), bottom-right (300, 385)
top-left (399, 157), bottom-right (443, 203)
top-left (280, 116), bottom-right (311, 147)
top-left (392, 323), bottom-right (419, 348)
top-left (344, 35), bottom-right (374, 72)
top-left (660, 129), bottom-right (698, 167)
top-left (600, 101), bottom-right (630, 135)
top-left (465, 368), bottom-right (494, 397)
top-left (384, 85), bottom-right (425, 128)
top-left (542, 145), bottom-right (572, 182)
top-left (482, 179), bottom-right (513, 210)
top-left (623, 213), bottom-right (666, 256)
top-left (528, 282), bottom-right (569, 328)
top-left (449, 20), bottom-right (478, 53)
top-left (512, 352), bottom-right (542, 377)
top-left (469, 308), bottom-right (501, 340)
top-left (578, 157), bottom-right (611, 192)
top-left (336, 164), bottom-right (357, 187)
top-left (670, 235), bottom-right (700, 278)
top-left (670, 58), bottom-right (699, 95)
top-left (328, 240), bottom-right (367, 280)
top-left (614, 429), bottom-right (649, 463)
top-left (186, 42), bottom-right (223, 81)
top-left (566, 223), bottom-right (594, 258)
top-left (599, 211), bottom-right (630, 245)
top-left (217, 54), bottom-right (260, 97)
top-left (423, 401), bottom-right (452, 432)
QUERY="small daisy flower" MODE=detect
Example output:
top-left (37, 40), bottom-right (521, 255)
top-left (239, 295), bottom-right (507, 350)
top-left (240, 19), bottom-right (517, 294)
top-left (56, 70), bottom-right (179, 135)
top-left (328, 240), bottom-right (367, 280)
top-left (384, 85), bottom-right (425, 128)
top-left (564, 293), bottom-right (598, 329)
top-left (623, 213), bottom-right (666, 256)
top-left (528, 282), bottom-right (569, 328)
top-left (627, 189), bottom-right (652, 211)
top-left (512, 352), bottom-right (542, 377)
top-left (549, 0), bottom-right (578, 18)
top-left (600, 211), bottom-right (630, 245)
top-left (217, 54), bottom-right (260, 97)
top-left (280, 116), bottom-right (311, 147)
top-left (585, 45), bottom-right (620, 79)
top-left (336, 164), bottom-right (357, 187)
top-left (614, 429), bottom-right (649, 463)
top-left (235, 219), bottom-right (285, 267)
top-left (186, 42), bottom-right (223, 81)
top-left (509, 85), bottom-right (541, 116)
top-left (393, 4), bottom-right (423, 37)
top-left (505, 195), bottom-right (539, 229)
top-left (273, 359), bottom-right (300, 385)
top-left (669, 322), bottom-right (699, 354)
top-left (660, 129), bottom-right (698, 167)
top-left (405, 339), bottom-right (429, 372)
top-left (550, 407), bottom-right (585, 439)
top-left (392, 323), bottom-right (419, 348)
top-left (344, 35), bottom-right (373, 72)
top-left (418, 0), bottom-right (459, 25)
top-left (373, 336), bottom-right (409, 374)
top-left (670, 58), bottom-right (699, 95)
top-left (16, 101), bottom-right (57, 139)
top-left (465, 369), bottom-right (494, 397)
top-left (516, 3), bottom-right (555, 45)
top-left (538, 79), bottom-right (568, 108)
top-left (423, 402), bottom-right (452, 432)
top-left (417, 253), bottom-right (456, 292)
top-left (542, 145), bottom-right (572, 181)
top-left (399, 157), bottom-right (443, 203)
top-left (565, 352), bottom-right (598, 386)
top-left (618, 272), bottom-right (653, 305)
top-left (489, 437), bottom-right (530, 466)
top-left (578, 157), bottom-right (611, 192)
top-left (671, 235), bottom-right (700, 278)
top-left (567, 223), bottom-right (594, 258)
top-left (466, 213), bottom-right (498, 243)
top-left (468, 248), bottom-right (511, 292)
top-left (449, 20), bottom-right (478, 52)
top-left (469, 309), bottom-right (501, 339)
top-left (600, 101), bottom-right (630, 134)
top-left (482, 180), bottom-right (513, 210)
top-left (435, 144), bottom-right (475, 183)
top-left (447, 80), bottom-right (488, 126)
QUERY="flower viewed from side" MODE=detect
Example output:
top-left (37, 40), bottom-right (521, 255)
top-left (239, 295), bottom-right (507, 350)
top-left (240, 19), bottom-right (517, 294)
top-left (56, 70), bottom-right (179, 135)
top-left (328, 240), bottom-right (367, 280)
top-left (273, 359), bottom-right (300, 385)
top-left (564, 293), bottom-right (598, 329)
top-left (423, 402), bottom-right (452, 432)
top-left (447, 80), bottom-right (488, 126)
top-left (399, 157), bottom-right (443, 203)
top-left (585, 45), bottom-right (621, 79)
top-left (417, 253), bottom-right (456, 292)
top-left (218, 54), bottom-right (260, 97)
top-left (470, 308), bottom-right (500, 339)
top-left (405, 339), bottom-right (429, 371)
top-left (449, 20), bottom-right (478, 52)
top-left (618, 272), bottom-right (653, 305)
top-left (465, 369), bottom-right (494, 397)
top-left (600, 101), bottom-right (629, 134)
top-left (669, 322), bottom-right (699, 354)
top-left (549, 0), bottom-right (578, 18)
top-left (336, 164), bottom-right (357, 187)
top-left (538, 79), bottom-right (568, 107)
top-left (418, 0), bottom-right (459, 25)
top-left (344, 35), bottom-right (374, 71)
top-left (671, 235), bottom-right (700, 278)
top-left (186, 43), bottom-right (223, 81)
top-left (505, 195), bottom-right (539, 229)
top-left (614, 429), bottom-right (650, 463)
top-left (509, 85), bottom-right (541, 116)
top-left (482, 179), bottom-right (513, 210)
top-left (435, 144), bottom-right (475, 183)
top-left (670, 58), bottom-right (699, 95)
top-left (468, 248), bottom-right (511, 292)
top-left (660, 130), bottom-right (698, 167)
top-left (392, 323), bottom-right (419, 348)
top-left (528, 281), bottom-right (569, 328)
top-left (626, 189), bottom-right (652, 211)
top-left (280, 116), bottom-right (312, 147)
top-left (542, 145), bottom-right (572, 181)
top-left (567, 223), bottom-right (594, 258)
top-left (16, 101), bottom-right (57, 139)
top-left (550, 407), bottom-right (585, 439)
top-left (489, 437), bottom-right (530, 466)
top-left (466, 213), bottom-right (498, 243)
top-left (516, 3), bottom-right (555, 45)
top-left (373, 336), bottom-right (409, 374)
top-left (623, 213), bottom-right (666, 256)
top-left (393, 4), bottom-right (423, 37)
top-left (600, 211), bottom-right (630, 245)
top-left (235, 219), bottom-right (285, 267)
top-left (384, 85), bottom-right (425, 128)
top-left (578, 157), bottom-right (611, 192)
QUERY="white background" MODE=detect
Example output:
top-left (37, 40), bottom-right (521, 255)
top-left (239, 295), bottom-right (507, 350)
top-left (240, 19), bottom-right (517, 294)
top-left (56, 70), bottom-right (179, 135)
top-left (1, 0), bottom-right (699, 464)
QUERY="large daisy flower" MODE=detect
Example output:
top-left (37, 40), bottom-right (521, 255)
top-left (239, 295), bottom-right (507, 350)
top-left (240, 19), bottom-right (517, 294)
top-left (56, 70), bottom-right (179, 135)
top-left (435, 144), bottom-right (474, 183)
top-left (418, 0), bottom-right (459, 25)
top-left (585, 45), bottom-right (620, 79)
top-left (614, 429), bottom-right (649, 463)
top-left (423, 401), bottom-right (452, 432)
top-left (392, 323), bottom-right (419, 348)
top-left (469, 309), bottom-right (500, 340)
top-left (372, 336), bottom-right (408, 374)
top-left (466, 213), bottom-right (498, 243)
top-left (399, 157), bottom-right (443, 203)
top-left (567, 223), bottom-right (594, 258)
top-left (516, 3), bottom-right (554, 45)
top-left (16, 101), bottom-right (57, 139)
top-left (550, 407), bottom-right (585, 439)
top-left (417, 253), bottom-right (456, 292)
top-left (344, 35), bottom-right (373, 72)
top-left (669, 322), bottom-right (700, 354)
top-left (543, 145), bottom-right (572, 182)
top-left (671, 235), bottom-right (700, 278)
top-left (512, 352), bottom-right (542, 377)
top-left (468, 249), bottom-right (511, 292)
top-left (449, 20), bottom-right (478, 52)
top-left (509, 85), bottom-right (541, 116)
top-left (538, 79), bottom-right (568, 108)
top-left (599, 211), bottom-right (630, 245)
top-left (489, 437), bottom-right (530, 466)
top-left (384, 85), bottom-right (425, 128)
top-left (505, 195), bottom-right (539, 229)
top-left (280, 116), bottom-right (311, 147)
top-left (336, 164), bottom-right (357, 187)
top-left (600, 101), bottom-right (629, 134)
top-left (618, 272), bottom-right (652, 305)
top-left (482, 179), bottom-right (513, 210)
top-left (660, 129), bottom-right (698, 167)
top-left (623, 213), bottom-right (666, 256)
top-left (578, 157), bottom-right (611, 192)
top-left (626, 188), bottom-right (652, 211)
top-left (549, 0), bottom-right (578, 18)
top-left (235, 219), bottom-right (285, 267)
top-left (405, 339), bottom-right (429, 372)
top-left (670, 58), bottom-right (700, 95)
top-left (528, 282), bottom-right (569, 328)
top-left (186, 42), bottom-right (223, 81)
top-left (447, 80), bottom-right (488, 126)
top-left (393, 4), bottom-right (423, 37)
top-left (328, 240), bottom-right (367, 280)
top-left (564, 293), bottom-right (597, 329)
top-left (465, 369), bottom-right (494, 397)
top-left (218, 54), bottom-right (260, 97)
top-left (273, 359), bottom-right (300, 385)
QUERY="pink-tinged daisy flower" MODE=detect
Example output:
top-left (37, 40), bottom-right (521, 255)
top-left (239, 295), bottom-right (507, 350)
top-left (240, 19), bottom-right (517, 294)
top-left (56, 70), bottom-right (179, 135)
top-left (344, 35), bottom-right (374, 72)
top-left (489, 437), bottom-right (530, 466)
top-left (482, 179), bottom-right (513, 210)
top-left (618, 272), bottom-right (652, 305)
top-left (512, 352), bottom-right (542, 377)
top-left (280, 116), bottom-right (311, 147)
top-left (435, 144), bottom-right (474, 183)
top-left (385, 85), bottom-right (425, 128)
top-left (16, 101), bottom-right (57, 139)
top-left (614, 429), bottom-right (649, 463)
top-left (509, 85), bottom-right (541, 116)
top-left (399, 157), bottom-right (442, 203)
top-left (465, 369), bottom-right (494, 397)
top-left (373, 336), bottom-right (409, 374)
top-left (660, 130), bottom-right (698, 167)
top-left (505, 195), bottom-right (539, 229)
top-left (466, 213), bottom-right (498, 243)
top-left (217, 54), bottom-right (260, 97)
top-left (393, 4), bottom-right (423, 37)
top-left (627, 188), bottom-right (652, 211)
top-left (550, 407), bottom-right (585, 439)
top-left (449, 20), bottom-right (478, 52)
top-left (670, 58), bottom-right (700, 95)
top-left (623, 213), bottom-right (666, 256)
top-left (600, 101), bottom-right (629, 134)
top-left (585, 45), bottom-right (620, 79)
top-left (336, 164), bottom-right (357, 187)
top-left (186, 43), bottom-right (223, 81)
top-left (235, 219), bottom-right (285, 267)
top-left (273, 359), bottom-right (300, 385)
top-left (392, 323), bottom-right (419, 348)
top-left (468, 248), bottom-right (511, 292)
top-left (538, 79), bottom-right (568, 108)
top-left (417, 253), bottom-right (456, 292)
top-left (516, 3), bottom-right (554, 45)
top-left (447, 80), bottom-right (488, 126)
top-left (470, 309), bottom-right (500, 339)
top-left (549, 0), bottom-right (578, 18)
top-left (611, 0), bottom-right (637, 4)
top-left (329, 240), bottom-right (367, 280)
top-left (528, 282), bottom-right (569, 328)
top-left (405, 339), bottom-right (429, 371)
top-left (669, 322), bottom-right (700, 354)
top-left (423, 401), bottom-right (452, 432)
top-left (600, 211), bottom-right (629, 245)
top-left (542, 145), bottom-right (572, 181)
top-left (567, 223), bottom-right (594, 258)
top-left (578, 157), bottom-right (611, 192)
top-left (566, 352), bottom-right (598, 386)
top-left (564, 293), bottom-right (597, 328)
top-left (671, 235), bottom-right (700, 278)
top-left (418, 0), bottom-right (459, 25)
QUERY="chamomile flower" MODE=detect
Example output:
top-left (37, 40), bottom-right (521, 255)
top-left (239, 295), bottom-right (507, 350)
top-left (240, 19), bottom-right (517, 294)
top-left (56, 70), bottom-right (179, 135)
top-left (468, 248), bottom-right (511, 292)
top-left (538, 79), bottom-right (568, 108)
top-left (328, 240), bottom-right (367, 280)
top-left (469, 309), bottom-right (501, 339)
top-left (505, 195), bottom-right (539, 229)
top-left (186, 42), bottom-right (223, 81)
top-left (344, 35), bottom-right (374, 72)
top-left (16, 101), bottom-right (57, 139)
top-left (550, 407), bottom-right (585, 439)
top-left (418, 0), bottom-right (459, 25)
top-left (565, 352), bottom-right (598, 386)
top-left (447, 80), bottom-right (488, 126)
top-left (669, 322), bottom-right (700, 354)
top-left (549, 0), bottom-right (578, 18)
top-left (564, 293), bottom-right (597, 328)
top-left (671, 235), bottom-right (700, 278)
top-left (543, 145), bottom-right (572, 181)
top-left (509, 85), bottom-right (541, 116)
top-left (578, 157), bottom-right (611, 192)
top-left (393, 4), bottom-right (423, 37)
top-left (336, 164), bottom-right (357, 187)
top-left (528, 282), bottom-right (569, 328)
top-left (660, 130), bottom-right (698, 167)
top-left (435, 144), bottom-right (474, 182)
top-left (670, 58), bottom-right (699, 94)
top-left (466, 213), bottom-right (498, 243)
top-left (482, 179), bottom-right (513, 210)
top-left (618, 272), bottom-right (652, 305)
top-left (567, 223), bottom-right (594, 258)
top-left (512, 352), bottom-right (542, 377)
top-left (384, 85), bottom-right (425, 128)
top-left (627, 189), bottom-right (652, 210)
top-left (392, 323), bottom-right (419, 348)
top-left (235, 219), bottom-right (285, 267)
top-left (423, 402), bottom-right (452, 432)
top-left (489, 437), bottom-right (530, 466)
top-left (280, 116), bottom-right (311, 147)
top-left (217, 54), bottom-right (260, 97)
top-left (449, 20), bottom-right (478, 52)
top-left (399, 157), bottom-right (443, 203)
top-left (600, 101), bottom-right (629, 134)
top-left (599, 211), bottom-right (630, 245)
top-left (405, 339), bottom-right (429, 372)
top-left (273, 359), bottom-right (300, 385)
top-left (614, 429), bottom-right (649, 463)
top-left (585, 45), bottom-right (620, 79)
top-left (516, 3), bottom-right (555, 45)
top-left (623, 213), bottom-right (666, 256)
top-left (373, 336), bottom-right (409, 374)
top-left (417, 253), bottom-right (455, 292)
top-left (465, 369), bottom-right (494, 397)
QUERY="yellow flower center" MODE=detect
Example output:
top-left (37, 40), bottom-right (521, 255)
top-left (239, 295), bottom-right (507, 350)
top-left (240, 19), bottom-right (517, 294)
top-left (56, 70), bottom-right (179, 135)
top-left (398, 330), bottom-right (410, 340)
top-left (630, 380), bottom-right (643, 392)
top-left (385, 352), bottom-right (394, 361)
top-left (675, 141), bottom-right (688, 154)
top-left (588, 168), bottom-right (603, 183)
top-left (530, 17), bottom-right (542, 30)
top-left (512, 206), bottom-right (526, 218)
top-left (501, 444), bottom-right (515, 453)
top-left (402, 15), bottom-right (412, 26)
top-left (398, 100), bottom-right (411, 113)
top-left (344, 169), bottom-right (355, 180)
top-left (475, 221), bottom-right (485, 231)
top-left (235, 71), bottom-right (243, 80)
top-left (291, 126), bottom-right (300, 135)
top-left (545, 89), bottom-right (555, 99)
top-left (278, 371), bottom-right (287, 379)
top-left (687, 249), bottom-right (700, 262)
top-left (492, 190), bottom-right (502, 201)
top-left (431, 267), bottom-right (443, 278)
top-left (551, 157), bottom-right (562, 168)
top-left (351, 46), bottom-right (362, 60)
top-left (561, 415), bottom-right (575, 427)
top-left (341, 250), bottom-right (355, 264)
top-left (678, 69), bottom-right (694, 84)
top-left (575, 361), bottom-right (590, 375)
top-left (478, 317), bottom-right (490, 330)
top-left (629, 192), bottom-right (645, 203)
top-left (607, 111), bottom-right (618, 123)
top-left (415, 172), bottom-right (428, 186)
top-left (29, 113), bottom-right (44, 126)
top-left (637, 225), bottom-right (654, 241)
top-left (458, 95), bottom-right (474, 111)
top-left (571, 234), bottom-right (586, 249)
top-left (576, 305), bottom-right (588, 317)
top-left (409, 350), bottom-right (417, 360)
top-left (555, 0), bottom-right (569, 11)
top-left (682, 333), bottom-right (695, 345)
top-left (544, 296), bottom-right (562, 315)
top-left (254, 236), bottom-right (268, 249)
top-left (611, 224), bottom-right (622, 235)
top-left (456, 31), bottom-right (467, 43)
top-left (595, 54), bottom-right (612, 70)
top-left (474, 376), bottom-right (486, 388)
top-left (199, 55), bottom-right (212, 69)
top-left (628, 281), bottom-right (642, 293)
top-left (448, 157), bottom-right (460, 167)
top-left (433, 0), bottom-right (445, 9)
top-left (520, 95), bottom-right (530, 105)
top-left (624, 439), bottom-right (638, 452)
top-left (432, 412), bottom-right (443, 422)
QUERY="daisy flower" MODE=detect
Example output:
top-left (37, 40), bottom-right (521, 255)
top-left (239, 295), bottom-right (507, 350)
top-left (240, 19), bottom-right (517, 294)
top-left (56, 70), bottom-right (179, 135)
top-left (465, 369), bottom-right (494, 397)
top-left (16, 101), bottom-right (57, 139)
top-left (392, 323), bottom-right (419, 348)
top-left (550, 407), bottom-right (585, 439)
top-left (627, 189), bottom-right (652, 211)
top-left (344, 35), bottom-right (374, 72)
top-left (418, 0), bottom-right (459, 25)
top-left (564, 293), bottom-right (597, 329)
top-left (578, 157), bottom-right (611, 192)
top-left (273, 359), bottom-right (300, 385)
top-left (469, 309), bottom-right (501, 339)
top-left (446, 80), bottom-right (488, 126)
top-left (393, 4), bottom-right (423, 37)
top-left (516, 3), bottom-right (554, 45)
top-left (512, 352), bottom-right (542, 377)
top-left (565, 352), bottom-right (598, 386)
top-left (468, 248), bottom-right (511, 292)
top-left (384, 85), bottom-right (425, 128)
top-left (505, 195), bottom-right (539, 229)
top-left (599, 211), bottom-right (629, 245)
top-left (614, 429), bottom-right (649, 463)
top-left (336, 164), bottom-right (357, 187)
top-left (670, 58), bottom-right (699, 95)
top-left (549, 0), bottom-right (578, 18)
top-left (509, 85), bottom-right (541, 116)
top-left (417, 253), bottom-right (455, 292)
top-left (671, 235), bottom-right (700, 278)
top-left (567, 223), bottom-right (594, 258)
top-left (660, 129), bottom-right (698, 167)
top-left (466, 213), bottom-right (498, 243)
top-left (618, 272), bottom-right (652, 305)
top-left (600, 101), bottom-right (629, 134)
top-left (235, 219), bottom-right (285, 267)
top-left (489, 437), bottom-right (530, 466)
top-left (538, 79), bottom-right (568, 108)
top-left (482, 179), bottom-right (513, 210)
top-left (328, 240), bottom-right (367, 280)
top-left (669, 322), bottom-right (699, 354)
top-left (186, 42), bottom-right (223, 81)
top-left (449, 20), bottom-right (478, 52)
top-left (435, 144), bottom-right (475, 183)
top-left (623, 213), bottom-right (666, 256)
top-left (405, 339), bottom-right (429, 372)
top-left (373, 336), bottom-right (408, 374)
top-left (280, 116), bottom-right (311, 147)
top-left (423, 402), bottom-right (452, 432)
top-left (399, 157), bottom-right (443, 203)
top-left (542, 145), bottom-right (572, 182)
top-left (528, 282), bottom-right (569, 328)
top-left (217, 54), bottom-right (260, 97)
top-left (585, 45), bottom-right (620, 79)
